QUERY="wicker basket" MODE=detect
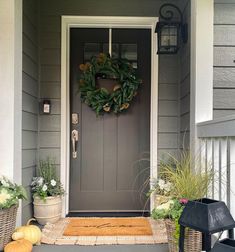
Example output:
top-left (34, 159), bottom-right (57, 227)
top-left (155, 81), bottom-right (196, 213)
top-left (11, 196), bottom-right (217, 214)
top-left (0, 204), bottom-right (18, 251)
top-left (165, 219), bottom-right (202, 252)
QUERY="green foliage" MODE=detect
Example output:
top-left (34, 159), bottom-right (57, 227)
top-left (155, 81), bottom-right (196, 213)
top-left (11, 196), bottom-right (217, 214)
top-left (152, 199), bottom-right (183, 221)
top-left (79, 53), bottom-right (141, 115)
top-left (152, 208), bottom-right (169, 220)
top-left (0, 176), bottom-right (27, 209)
top-left (152, 199), bottom-right (185, 243)
top-left (159, 151), bottom-right (213, 200)
top-left (31, 158), bottom-right (64, 200)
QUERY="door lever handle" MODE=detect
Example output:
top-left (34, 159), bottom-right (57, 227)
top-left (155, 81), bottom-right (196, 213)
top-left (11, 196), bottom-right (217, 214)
top-left (71, 129), bottom-right (78, 158)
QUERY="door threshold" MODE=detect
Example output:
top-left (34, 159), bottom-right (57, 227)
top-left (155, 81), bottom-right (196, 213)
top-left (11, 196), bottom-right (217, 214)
top-left (67, 211), bottom-right (150, 217)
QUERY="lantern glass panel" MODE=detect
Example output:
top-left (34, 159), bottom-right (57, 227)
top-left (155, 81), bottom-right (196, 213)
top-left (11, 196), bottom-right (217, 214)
top-left (160, 25), bottom-right (178, 47)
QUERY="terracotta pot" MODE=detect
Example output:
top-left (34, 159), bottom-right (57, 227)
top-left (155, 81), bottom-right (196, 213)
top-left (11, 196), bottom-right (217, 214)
top-left (33, 196), bottom-right (62, 225)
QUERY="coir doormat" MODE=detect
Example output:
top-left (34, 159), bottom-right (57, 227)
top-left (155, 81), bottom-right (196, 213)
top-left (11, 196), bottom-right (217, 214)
top-left (41, 217), bottom-right (168, 245)
top-left (63, 217), bottom-right (152, 236)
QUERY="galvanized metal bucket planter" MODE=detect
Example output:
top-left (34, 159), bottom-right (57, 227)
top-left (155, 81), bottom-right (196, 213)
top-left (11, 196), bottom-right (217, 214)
top-left (33, 196), bottom-right (62, 225)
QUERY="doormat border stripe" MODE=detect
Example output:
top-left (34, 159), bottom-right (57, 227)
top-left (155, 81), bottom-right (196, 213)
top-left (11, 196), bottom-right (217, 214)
top-left (41, 217), bottom-right (167, 245)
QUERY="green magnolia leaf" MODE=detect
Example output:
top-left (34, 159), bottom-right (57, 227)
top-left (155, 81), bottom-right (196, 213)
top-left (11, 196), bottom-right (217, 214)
top-left (78, 53), bottom-right (141, 115)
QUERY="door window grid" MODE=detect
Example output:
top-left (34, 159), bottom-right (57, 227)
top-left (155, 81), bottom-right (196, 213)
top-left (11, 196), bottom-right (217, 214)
top-left (84, 43), bottom-right (138, 69)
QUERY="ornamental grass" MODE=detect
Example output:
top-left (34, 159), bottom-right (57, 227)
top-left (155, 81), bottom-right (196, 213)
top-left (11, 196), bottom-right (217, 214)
top-left (159, 151), bottom-right (213, 200)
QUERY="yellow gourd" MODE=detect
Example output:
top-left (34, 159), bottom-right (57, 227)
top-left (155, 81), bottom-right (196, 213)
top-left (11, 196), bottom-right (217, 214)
top-left (4, 239), bottom-right (33, 252)
top-left (12, 218), bottom-right (41, 245)
top-left (12, 231), bottom-right (24, 240)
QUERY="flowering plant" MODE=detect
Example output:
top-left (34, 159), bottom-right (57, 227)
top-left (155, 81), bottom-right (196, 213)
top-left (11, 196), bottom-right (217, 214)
top-left (152, 198), bottom-right (188, 241)
top-left (151, 178), bottom-right (172, 196)
top-left (31, 158), bottom-right (64, 200)
top-left (0, 176), bottom-right (27, 209)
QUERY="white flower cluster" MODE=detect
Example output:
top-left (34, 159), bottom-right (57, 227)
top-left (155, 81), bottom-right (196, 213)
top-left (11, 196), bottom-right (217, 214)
top-left (31, 177), bottom-right (44, 187)
top-left (156, 200), bottom-right (174, 211)
top-left (0, 176), bottom-right (12, 188)
top-left (31, 177), bottom-right (57, 192)
top-left (158, 179), bottom-right (172, 194)
top-left (0, 188), bottom-right (11, 205)
top-left (0, 175), bottom-right (26, 209)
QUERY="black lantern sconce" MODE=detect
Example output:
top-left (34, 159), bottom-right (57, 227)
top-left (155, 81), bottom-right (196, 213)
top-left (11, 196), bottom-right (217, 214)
top-left (155, 4), bottom-right (188, 54)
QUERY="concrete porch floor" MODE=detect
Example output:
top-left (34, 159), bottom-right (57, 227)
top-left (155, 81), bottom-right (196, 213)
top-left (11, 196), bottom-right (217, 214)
top-left (33, 244), bottom-right (169, 252)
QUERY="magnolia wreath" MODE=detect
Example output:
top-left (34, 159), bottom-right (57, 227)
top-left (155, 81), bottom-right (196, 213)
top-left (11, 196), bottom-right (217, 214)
top-left (79, 53), bottom-right (141, 115)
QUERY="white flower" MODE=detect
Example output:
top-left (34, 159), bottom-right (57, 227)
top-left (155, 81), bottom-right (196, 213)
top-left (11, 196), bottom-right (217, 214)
top-left (42, 184), bottom-right (48, 192)
top-left (0, 176), bottom-right (11, 187)
top-left (158, 179), bottom-right (166, 190)
top-left (37, 177), bottom-right (43, 186)
top-left (164, 182), bottom-right (172, 193)
top-left (51, 179), bottom-right (56, 187)
top-left (1, 180), bottom-right (10, 187)
top-left (0, 188), bottom-right (11, 205)
top-left (156, 200), bottom-right (174, 211)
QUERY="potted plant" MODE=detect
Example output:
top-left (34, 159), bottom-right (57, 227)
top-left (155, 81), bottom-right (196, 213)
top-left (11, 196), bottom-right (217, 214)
top-left (148, 177), bottom-right (172, 208)
top-left (0, 176), bottom-right (27, 250)
top-left (31, 158), bottom-right (64, 225)
top-left (150, 151), bottom-right (213, 252)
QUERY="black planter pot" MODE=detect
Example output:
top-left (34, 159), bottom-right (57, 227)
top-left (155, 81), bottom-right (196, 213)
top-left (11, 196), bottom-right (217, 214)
top-left (212, 239), bottom-right (235, 252)
top-left (179, 198), bottom-right (235, 252)
top-left (179, 198), bottom-right (235, 233)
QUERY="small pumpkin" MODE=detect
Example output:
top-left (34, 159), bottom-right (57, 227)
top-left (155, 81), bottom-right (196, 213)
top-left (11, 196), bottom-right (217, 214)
top-left (4, 239), bottom-right (32, 252)
top-left (12, 218), bottom-right (41, 245)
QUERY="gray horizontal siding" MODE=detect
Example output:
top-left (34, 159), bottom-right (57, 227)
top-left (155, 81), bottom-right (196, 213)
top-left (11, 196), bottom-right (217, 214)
top-left (39, 0), bottom-right (181, 16)
top-left (214, 3), bottom-right (235, 24)
top-left (22, 0), bottom-right (39, 224)
top-left (22, 150), bottom-right (37, 168)
top-left (213, 110), bottom-right (235, 118)
top-left (214, 2), bottom-right (235, 119)
top-left (214, 47), bottom-right (235, 67)
top-left (214, 89), bottom-right (235, 109)
top-left (158, 117), bottom-right (178, 133)
top-left (158, 54), bottom-right (180, 160)
top-left (179, 0), bottom-right (190, 149)
top-left (214, 68), bottom-right (235, 88)
top-left (214, 26), bottom-right (235, 46)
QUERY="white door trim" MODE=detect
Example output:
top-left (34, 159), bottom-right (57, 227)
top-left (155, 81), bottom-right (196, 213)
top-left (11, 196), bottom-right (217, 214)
top-left (61, 16), bottom-right (159, 216)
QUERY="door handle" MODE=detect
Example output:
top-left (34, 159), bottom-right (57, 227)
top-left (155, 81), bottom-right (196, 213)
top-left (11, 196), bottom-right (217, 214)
top-left (71, 129), bottom-right (78, 158)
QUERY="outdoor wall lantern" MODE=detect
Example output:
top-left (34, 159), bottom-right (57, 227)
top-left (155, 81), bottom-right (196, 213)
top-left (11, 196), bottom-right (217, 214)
top-left (155, 3), bottom-right (188, 54)
top-left (179, 198), bottom-right (235, 252)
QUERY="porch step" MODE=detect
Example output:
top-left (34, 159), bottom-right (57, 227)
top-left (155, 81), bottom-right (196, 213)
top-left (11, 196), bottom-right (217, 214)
top-left (33, 244), bottom-right (168, 252)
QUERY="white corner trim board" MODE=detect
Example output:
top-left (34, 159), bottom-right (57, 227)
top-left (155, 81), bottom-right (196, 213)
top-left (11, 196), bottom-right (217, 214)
top-left (190, 0), bottom-right (214, 153)
top-left (60, 16), bottom-right (159, 216)
top-left (0, 0), bottom-right (22, 225)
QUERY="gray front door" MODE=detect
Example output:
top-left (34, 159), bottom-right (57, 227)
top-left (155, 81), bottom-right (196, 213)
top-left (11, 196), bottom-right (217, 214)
top-left (69, 28), bottom-right (151, 212)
